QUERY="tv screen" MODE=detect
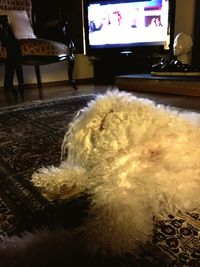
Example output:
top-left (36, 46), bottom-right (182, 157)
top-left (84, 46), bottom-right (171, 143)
top-left (82, 0), bottom-right (175, 55)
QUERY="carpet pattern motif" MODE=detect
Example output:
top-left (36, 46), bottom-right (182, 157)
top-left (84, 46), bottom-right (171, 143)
top-left (0, 95), bottom-right (94, 236)
top-left (0, 94), bottom-right (200, 266)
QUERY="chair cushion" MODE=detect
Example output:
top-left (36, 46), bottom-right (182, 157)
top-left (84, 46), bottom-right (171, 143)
top-left (18, 38), bottom-right (69, 57)
top-left (0, 10), bottom-right (36, 39)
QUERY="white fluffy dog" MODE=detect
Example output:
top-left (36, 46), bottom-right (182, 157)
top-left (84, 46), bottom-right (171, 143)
top-left (1, 90), bottom-right (200, 266)
top-left (30, 90), bottom-right (200, 256)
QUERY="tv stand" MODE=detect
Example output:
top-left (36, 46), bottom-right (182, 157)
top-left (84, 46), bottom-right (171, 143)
top-left (91, 53), bottom-right (153, 84)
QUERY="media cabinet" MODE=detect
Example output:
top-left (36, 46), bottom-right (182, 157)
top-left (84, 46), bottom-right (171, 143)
top-left (91, 54), bottom-right (153, 84)
top-left (115, 73), bottom-right (200, 96)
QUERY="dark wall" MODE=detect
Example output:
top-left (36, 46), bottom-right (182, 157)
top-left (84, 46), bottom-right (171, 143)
top-left (31, 0), bottom-right (83, 53)
top-left (192, 0), bottom-right (200, 69)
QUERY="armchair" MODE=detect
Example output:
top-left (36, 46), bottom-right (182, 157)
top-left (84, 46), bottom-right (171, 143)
top-left (0, 0), bottom-right (77, 100)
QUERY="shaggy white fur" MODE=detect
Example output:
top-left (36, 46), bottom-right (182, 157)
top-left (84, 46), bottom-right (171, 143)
top-left (30, 90), bottom-right (200, 256)
top-left (0, 91), bottom-right (200, 267)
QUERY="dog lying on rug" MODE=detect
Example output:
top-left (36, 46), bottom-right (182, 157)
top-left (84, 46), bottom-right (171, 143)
top-left (1, 90), bottom-right (200, 266)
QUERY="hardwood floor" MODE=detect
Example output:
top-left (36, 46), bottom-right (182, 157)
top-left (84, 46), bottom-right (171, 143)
top-left (0, 83), bottom-right (113, 108)
top-left (0, 81), bottom-right (200, 112)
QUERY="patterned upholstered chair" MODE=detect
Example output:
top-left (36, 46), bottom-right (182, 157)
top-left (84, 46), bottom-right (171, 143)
top-left (0, 0), bottom-right (76, 100)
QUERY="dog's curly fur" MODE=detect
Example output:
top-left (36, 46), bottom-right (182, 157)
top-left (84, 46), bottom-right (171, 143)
top-left (1, 90), bottom-right (200, 265)
top-left (31, 90), bottom-right (200, 255)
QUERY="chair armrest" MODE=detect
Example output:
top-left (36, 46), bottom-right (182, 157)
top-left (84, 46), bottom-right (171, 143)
top-left (62, 21), bottom-right (76, 54)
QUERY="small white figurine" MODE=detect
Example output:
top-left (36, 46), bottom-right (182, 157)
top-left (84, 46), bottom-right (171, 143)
top-left (173, 32), bottom-right (193, 64)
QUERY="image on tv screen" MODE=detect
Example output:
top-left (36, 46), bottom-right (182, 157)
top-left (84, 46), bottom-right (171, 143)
top-left (87, 0), bottom-right (170, 49)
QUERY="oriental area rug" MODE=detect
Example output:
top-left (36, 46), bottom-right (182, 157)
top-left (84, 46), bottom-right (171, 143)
top-left (0, 94), bottom-right (200, 267)
top-left (0, 94), bottom-right (95, 237)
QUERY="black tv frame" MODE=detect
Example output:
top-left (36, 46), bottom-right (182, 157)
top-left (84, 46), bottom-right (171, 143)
top-left (82, 0), bottom-right (176, 57)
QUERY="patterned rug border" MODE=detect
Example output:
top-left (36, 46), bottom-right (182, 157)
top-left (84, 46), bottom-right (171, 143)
top-left (0, 94), bottom-right (96, 114)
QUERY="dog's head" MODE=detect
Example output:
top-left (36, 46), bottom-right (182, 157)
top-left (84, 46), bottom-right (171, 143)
top-left (61, 90), bottom-right (154, 168)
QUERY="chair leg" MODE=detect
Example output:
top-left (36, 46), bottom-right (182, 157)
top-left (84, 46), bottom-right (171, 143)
top-left (4, 63), bottom-right (18, 100)
top-left (34, 65), bottom-right (43, 100)
top-left (16, 65), bottom-right (24, 100)
top-left (34, 65), bottom-right (42, 88)
top-left (67, 54), bottom-right (77, 89)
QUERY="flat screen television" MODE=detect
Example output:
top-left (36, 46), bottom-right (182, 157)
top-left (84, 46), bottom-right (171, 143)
top-left (82, 0), bottom-right (175, 56)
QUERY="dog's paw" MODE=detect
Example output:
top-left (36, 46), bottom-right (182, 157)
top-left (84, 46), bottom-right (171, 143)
top-left (31, 164), bottom-right (87, 201)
